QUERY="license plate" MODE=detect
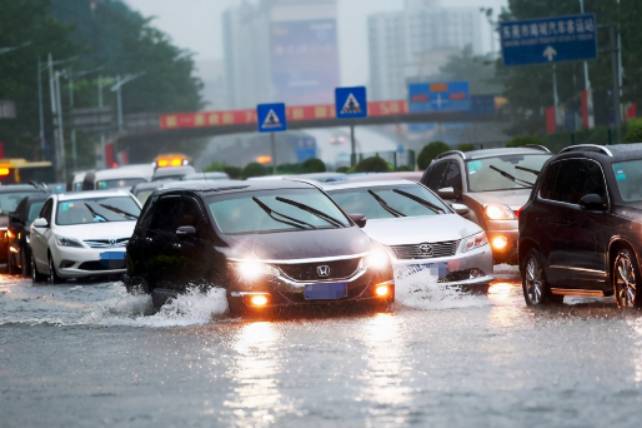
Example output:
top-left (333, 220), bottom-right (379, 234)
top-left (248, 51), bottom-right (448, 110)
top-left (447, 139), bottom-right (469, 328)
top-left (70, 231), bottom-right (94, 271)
top-left (304, 283), bottom-right (348, 301)
top-left (100, 251), bottom-right (125, 261)
top-left (418, 262), bottom-right (449, 278)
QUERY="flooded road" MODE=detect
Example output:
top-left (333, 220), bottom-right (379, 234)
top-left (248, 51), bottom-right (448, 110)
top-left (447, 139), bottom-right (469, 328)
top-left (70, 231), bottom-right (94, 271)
top-left (2, 266), bottom-right (642, 427)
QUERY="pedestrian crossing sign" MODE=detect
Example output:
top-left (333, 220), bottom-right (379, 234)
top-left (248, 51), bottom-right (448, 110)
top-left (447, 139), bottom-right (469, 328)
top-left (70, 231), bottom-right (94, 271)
top-left (335, 86), bottom-right (368, 119)
top-left (257, 103), bottom-right (287, 133)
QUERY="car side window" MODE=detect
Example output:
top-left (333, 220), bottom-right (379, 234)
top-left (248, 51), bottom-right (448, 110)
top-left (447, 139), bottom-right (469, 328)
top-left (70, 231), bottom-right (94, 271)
top-left (539, 162), bottom-right (560, 200)
top-left (149, 195), bottom-right (183, 233)
top-left (548, 159), bottom-right (606, 205)
top-left (443, 161), bottom-right (462, 194)
top-left (179, 198), bottom-right (207, 234)
top-left (423, 161), bottom-right (447, 190)
top-left (39, 199), bottom-right (53, 223)
top-left (579, 160), bottom-right (607, 201)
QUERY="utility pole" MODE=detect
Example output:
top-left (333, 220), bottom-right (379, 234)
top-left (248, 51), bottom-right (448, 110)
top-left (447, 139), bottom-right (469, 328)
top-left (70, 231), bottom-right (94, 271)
top-left (37, 58), bottom-right (46, 157)
top-left (110, 72), bottom-right (145, 133)
top-left (609, 25), bottom-right (622, 144)
top-left (579, 0), bottom-right (595, 129)
top-left (552, 64), bottom-right (560, 129)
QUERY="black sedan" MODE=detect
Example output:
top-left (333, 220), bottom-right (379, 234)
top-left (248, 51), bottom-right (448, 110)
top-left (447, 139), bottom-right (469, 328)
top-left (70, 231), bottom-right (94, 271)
top-left (6, 194), bottom-right (48, 276)
top-left (125, 180), bottom-right (395, 315)
top-left (519, 143), bottom-right (642, 308)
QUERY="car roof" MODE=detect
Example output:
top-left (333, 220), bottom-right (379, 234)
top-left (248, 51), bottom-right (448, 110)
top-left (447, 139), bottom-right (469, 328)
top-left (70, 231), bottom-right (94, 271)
top-left (437, 147), bottom-right (551, 161)
top-left (0, 184), bottom-right (44, 193)
top-left (322, 179), bottom-right (417, 191)
top-left (156, 178), bottom-right (316, 196)
top-left (555, 143), bottom-right (642, 162)
top-left (153, 166), bottom-right (196, 177)
top-left (345, 171), bottom-right (422, 182)
top-left (55, 189), bottom-right (133, 201)
top-left (94, 166), bottom-right (152, 180)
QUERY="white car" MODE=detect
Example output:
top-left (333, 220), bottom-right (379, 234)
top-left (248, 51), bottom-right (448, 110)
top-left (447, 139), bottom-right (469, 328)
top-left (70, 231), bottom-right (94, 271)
top-left (323, 180), bottom-right (494, 288)
top-left (94, 164), bottom-right (154, 190)
top-left (29, 190), bottom-right (141, 282)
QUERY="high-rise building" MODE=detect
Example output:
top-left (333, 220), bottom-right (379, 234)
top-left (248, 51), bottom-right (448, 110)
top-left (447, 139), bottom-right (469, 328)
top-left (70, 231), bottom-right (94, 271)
top-left (368, 1), bottom-right (483, 100)
top-left (223, 0), bottom-right (339, 109)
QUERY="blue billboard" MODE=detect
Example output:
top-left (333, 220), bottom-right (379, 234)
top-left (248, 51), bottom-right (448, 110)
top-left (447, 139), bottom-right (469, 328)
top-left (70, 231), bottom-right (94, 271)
top-left (500, 14), bottom-right (597, 66)
top-left (270, 19), bottom-right (340, 105)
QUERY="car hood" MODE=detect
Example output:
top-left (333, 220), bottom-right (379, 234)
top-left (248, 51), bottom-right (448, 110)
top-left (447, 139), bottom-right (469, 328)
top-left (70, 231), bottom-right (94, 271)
top-left (222, 227), bottom-right (372, 261)
top-left (363, 214), bottom-right (481, 246)
top-left (53, 221), bottom-right (136, 240)
top-left (467, 189), bottom-right (532, 211)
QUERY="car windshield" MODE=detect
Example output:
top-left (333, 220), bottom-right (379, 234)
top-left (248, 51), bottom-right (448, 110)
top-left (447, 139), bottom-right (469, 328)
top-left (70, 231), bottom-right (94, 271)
top-left (329, 184), bottom-right (450, 220)
top-left (27, 201), bottom-right (45, 224)
top-left (466, 154), bottom-right (550, 192)
top-left (134, 189), bottom-right (155, 205)
top-left (612, 160), bottom-right (642, 202)
top-left (56, 196), bottom-right (141, 226)
top-left (96, 178), bottom-right (146, 190)
top-left (208, 188), bottom-right (350, 234)
top-left (0, 191), bottom-right (40, 215)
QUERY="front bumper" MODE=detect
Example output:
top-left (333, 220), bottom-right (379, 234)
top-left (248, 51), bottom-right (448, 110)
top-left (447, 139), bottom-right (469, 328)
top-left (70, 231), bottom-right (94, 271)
top-left (393, 244), bottom-right (494, 287)
top-left (52, 245), bottom-right (126, 278)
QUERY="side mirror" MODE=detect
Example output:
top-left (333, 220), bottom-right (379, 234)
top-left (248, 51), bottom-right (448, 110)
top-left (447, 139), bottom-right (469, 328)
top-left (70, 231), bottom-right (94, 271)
top-left (450, 203), bottom-right (470, 216)
top-left (349, 213), bottom-right (367, 228)
top-left (579, 193), bottom-right (606, 211)
top-left (32, 217), bottom-right (49, 228)
top-left (176, 225), bottom-right (197, 237)
top-left (437, 187), bottom-right (458, 200)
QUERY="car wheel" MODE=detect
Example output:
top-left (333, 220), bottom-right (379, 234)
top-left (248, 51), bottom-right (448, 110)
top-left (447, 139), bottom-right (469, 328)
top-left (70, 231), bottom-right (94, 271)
top-left (7, 250), bottom-right (16, 275)
top-left (21, 251), bottom-right (30, 277)
top-left (48, 256), bottom-right (62, 284)
top-left (522, 249), bottom-right (561, 306)
top-left (31, 256), bottom-right (47, 283)
top-left (613, 248), bottom-right (641, 308)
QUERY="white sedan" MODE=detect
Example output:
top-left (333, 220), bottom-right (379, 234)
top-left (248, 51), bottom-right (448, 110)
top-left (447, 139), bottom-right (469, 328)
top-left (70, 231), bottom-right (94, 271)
top-left (29, 190), bottom-right (141, 283)
top-left (323, 180), bottom-right (494, 289)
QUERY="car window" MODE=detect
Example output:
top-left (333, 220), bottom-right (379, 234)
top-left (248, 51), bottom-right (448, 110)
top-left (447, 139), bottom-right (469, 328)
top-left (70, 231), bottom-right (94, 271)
top-left (208, 189), bottom-right (350, 235)
top-left (329, 184), bottom-right (450, 220)
top-left (539, 162), bottom-right (560, 200)
top-left (466, 154), bottom-right (550, 192)
top-left (149, 196), bottom-right (183, 233)
top-left (443, 161), bottom-right (462, 193)
top-left (40, 199), bottom-right (53, 223)
top-left (56, 196), bottom-right (140, 225)
top-left (134, 189), bottom-right (154, 205)
top-left (96, 178), bottom-right (146, 190)
top-left (423, 161), bottom-right (447, 190)
top-left (178, 198), bottom-right (207, 232)
top-left (612, 159), bottom-right (642, 202)
top-left (548, 159), bottom-right (606, 205)
top-left (0, 191), bottom-right (40, 215)
top-left (27, 201), bottom-right (45, 224)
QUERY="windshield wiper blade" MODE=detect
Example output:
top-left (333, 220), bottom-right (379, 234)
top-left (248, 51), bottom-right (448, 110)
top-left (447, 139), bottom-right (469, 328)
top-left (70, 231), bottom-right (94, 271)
top-left (275, 197), bottom-right (344, 228)
top-left (367, 190), bottom-right (405, 217)
top-left (84, 202), bottom-right (108, 221)
top-left (98, 203), bottom-right (139, 220)
top-left (252, 197), bottom-right (311, 230)
top-left (392, 189), bottom-right (446, 214)
top-left (514, 165), bottom-right (540, 176)
top-left (489, 165), bottom-right (534, 187)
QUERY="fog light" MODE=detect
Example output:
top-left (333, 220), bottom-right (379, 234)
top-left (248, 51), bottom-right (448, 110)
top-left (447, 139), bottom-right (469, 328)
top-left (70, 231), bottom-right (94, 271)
top-left (375, 284), bottom-right (391, 298)
top-left (249, 294), bottom-right (269, 307)
top-left (491, 235), bottom-right (508, 251)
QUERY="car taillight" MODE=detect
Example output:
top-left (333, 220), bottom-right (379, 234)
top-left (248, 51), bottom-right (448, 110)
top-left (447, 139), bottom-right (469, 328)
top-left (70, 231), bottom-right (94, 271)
top-left (514, 207), bottom-right (523, 218)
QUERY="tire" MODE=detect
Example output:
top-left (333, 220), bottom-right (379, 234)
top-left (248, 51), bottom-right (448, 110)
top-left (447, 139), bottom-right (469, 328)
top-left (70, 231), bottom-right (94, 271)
top-left (48, 255), bottom-right (63, 284)
top-left (21, 250), bottom-right (30, 278)
top-left (612, 248), bottom-right (641, 308)
top-left (7, 251), bottom-right (17, 275)
top-left (31, 256), bottom-right (47, 283)
top-left (522, 249), bottom-right (562, 306)
top-left (125, 275), bottom-right (151, 295)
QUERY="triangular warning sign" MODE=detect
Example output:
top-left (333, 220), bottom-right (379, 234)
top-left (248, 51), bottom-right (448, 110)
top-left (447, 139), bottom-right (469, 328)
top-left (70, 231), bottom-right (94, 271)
top-left (262, 109), bottom-right (282, 129)
top-left (340, 93), bottom-right (362, 115)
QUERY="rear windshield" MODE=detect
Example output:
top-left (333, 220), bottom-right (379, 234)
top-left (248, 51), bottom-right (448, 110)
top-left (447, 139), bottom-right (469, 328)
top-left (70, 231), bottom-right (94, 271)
top-left (56, 196), bottom-right (140, 226)
top-left (612, 160), bottom-right (642, 202)
top-left (208, 188), bottom-right (350, 235)
top-left (28, 201), bottom-right (45, 224)
top-left (0, 191), bottom-right (40, 215)
top-left (96, 178), bottom-right (146, 190)
top-left (134, 189), bottom-right (154, 205)
top-left (329, 184), bottom-right (450, 220)
top-left (466, 154), bottom-right (550, 192)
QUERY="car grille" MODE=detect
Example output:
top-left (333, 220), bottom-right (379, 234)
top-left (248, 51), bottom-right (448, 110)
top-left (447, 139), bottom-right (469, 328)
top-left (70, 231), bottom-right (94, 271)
top-left (276, 258), bottom-right (362, 282)
top-left (83, 238), bottom-right (129, 249)
top-left (79, 260), bottom-right (126, 271)
top-left (390, 240), bottom-right (459, 260)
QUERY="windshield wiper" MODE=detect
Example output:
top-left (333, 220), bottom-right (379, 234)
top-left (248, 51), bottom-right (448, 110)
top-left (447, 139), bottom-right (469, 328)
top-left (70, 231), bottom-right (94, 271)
top-left (252, 197), bottom-right (311, 230)
top-left (367, 190), bottom-right (405, 217)
top-left (489, 165), bottom-right (534, 187)
top-left (275, 197), bottom-right (344, 228)
top-left (98, 203), bottom-right (139, 220)
top-left (392, 189), bottom-right (446, 214)
top-left (83, 202), bottom-right (108, 222)
top-left (514, 165), bottom-right (540, 176)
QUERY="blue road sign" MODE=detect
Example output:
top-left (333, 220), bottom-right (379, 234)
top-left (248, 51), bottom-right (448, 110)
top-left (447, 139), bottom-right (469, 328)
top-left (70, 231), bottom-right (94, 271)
top-left (335, 86), bottom-right (368, 119)
top-left (257, 103), bottom-right (287, 133)
top-left (408, 81), bottom-right (471, 113)
top-left (500, 14), bottom-right (597, 66)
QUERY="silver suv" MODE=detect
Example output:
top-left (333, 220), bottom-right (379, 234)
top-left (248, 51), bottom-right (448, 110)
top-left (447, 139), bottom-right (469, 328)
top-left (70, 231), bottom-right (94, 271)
top-left (421, 146), bottom-right (551, 264)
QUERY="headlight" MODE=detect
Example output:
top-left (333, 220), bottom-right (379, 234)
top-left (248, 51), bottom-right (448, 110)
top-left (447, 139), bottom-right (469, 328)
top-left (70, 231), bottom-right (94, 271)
top-left (55, 235), bottom-right (84, 248)
top-left (484, 204), bottom-right (516, 220)
top-left (365, 247), bottom-right (391, 271)
top-left (230, 258), bottom-right (276, 283)
top-left (460, 231), bottom-right (488, 253)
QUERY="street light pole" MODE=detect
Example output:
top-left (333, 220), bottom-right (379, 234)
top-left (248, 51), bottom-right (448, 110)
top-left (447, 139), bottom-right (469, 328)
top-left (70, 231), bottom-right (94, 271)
top-left (110, 72), bottom-right (145, 133)
top-left (579, 0), bottom-right (594, 129)
top-left (37, 58), bottom-right (46, 157)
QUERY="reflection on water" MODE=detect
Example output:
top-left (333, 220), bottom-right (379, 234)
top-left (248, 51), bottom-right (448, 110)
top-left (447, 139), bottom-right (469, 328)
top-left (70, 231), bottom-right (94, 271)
top-left (487, 281), bottom-right (524, 329)
top-left (359, 313), bottom-right (412, 424)
top-left (626, 316), bottom-right (642, 384)
top-left (222, 321), bottom-right (292, 427)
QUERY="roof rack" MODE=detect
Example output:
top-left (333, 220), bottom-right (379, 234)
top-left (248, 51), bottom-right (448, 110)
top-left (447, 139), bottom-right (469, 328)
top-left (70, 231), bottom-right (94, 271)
top-left (560, 144), bottom-right (613, 157)
top-left (435, 150), bottom-right (467, 160)
top-left (524, 144), bottom-right (551, 153)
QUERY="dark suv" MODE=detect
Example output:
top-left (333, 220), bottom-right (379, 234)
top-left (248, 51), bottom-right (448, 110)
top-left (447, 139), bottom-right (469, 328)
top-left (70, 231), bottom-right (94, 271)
top-left (421, 146), bottom-right (551, 263)
top-left (126, 180), bottom-right (395, 314)
top-left (519, 143), bottom-right (642, 308)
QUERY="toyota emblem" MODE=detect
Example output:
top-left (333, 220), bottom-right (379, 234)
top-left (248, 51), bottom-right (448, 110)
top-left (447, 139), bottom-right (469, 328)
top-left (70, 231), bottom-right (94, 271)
top-left (418, 243), bottom-right (433, 256)
top-left (110, 239), bottom-right (117, 246)
top-left (316, 264), bottom-right (331, 278)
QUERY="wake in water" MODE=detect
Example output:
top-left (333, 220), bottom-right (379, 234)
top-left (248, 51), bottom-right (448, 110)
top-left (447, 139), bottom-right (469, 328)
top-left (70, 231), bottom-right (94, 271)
top-left (394, 265), bottom-right (490, 310)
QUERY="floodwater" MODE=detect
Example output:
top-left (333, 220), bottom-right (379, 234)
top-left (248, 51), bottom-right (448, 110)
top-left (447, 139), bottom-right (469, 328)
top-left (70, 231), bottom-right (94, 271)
top-left (2, 265), bottom-right (642, 427)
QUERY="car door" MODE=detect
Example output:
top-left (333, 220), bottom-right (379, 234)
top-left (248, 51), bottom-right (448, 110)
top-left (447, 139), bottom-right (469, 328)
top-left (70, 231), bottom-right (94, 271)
top-left (30, 198), bottom-right (53, 271)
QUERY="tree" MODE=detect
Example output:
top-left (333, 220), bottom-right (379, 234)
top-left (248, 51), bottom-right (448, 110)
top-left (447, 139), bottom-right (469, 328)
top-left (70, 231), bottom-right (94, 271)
top-left (457, 143), bottom-right (477, 152)
top-left (243, 162), bottom-right (268, 178)
top-left (624, 118), bottom-right (642, 143)
top-left (417, 141), bottom-right (449, 170)
top-left (301, 158), bottom-right (326, 173)
top-left (354, 156), bottom-right (391, 173)
top-left (437, 46), bottom-right (503, 95)
top-left (506, 135), bottom-right (545, 148)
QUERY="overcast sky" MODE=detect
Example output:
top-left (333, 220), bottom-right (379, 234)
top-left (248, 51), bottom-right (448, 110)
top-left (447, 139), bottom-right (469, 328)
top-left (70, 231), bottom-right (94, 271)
top-left (125, 0), bottom-right (506, 85)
